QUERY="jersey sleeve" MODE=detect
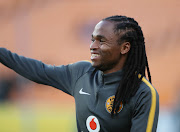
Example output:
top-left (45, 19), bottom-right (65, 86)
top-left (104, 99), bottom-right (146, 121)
top-left (0, 48), bottom-right (91, 96)
top-left (130, 78), bottom-right (159, 132)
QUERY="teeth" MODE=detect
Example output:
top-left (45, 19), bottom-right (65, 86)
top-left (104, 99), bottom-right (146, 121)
top-left (91, 54), bottom-right (99, 58)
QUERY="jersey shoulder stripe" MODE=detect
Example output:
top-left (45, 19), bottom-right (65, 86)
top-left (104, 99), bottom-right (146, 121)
top-left (139, 76), bottom-right (157, 132)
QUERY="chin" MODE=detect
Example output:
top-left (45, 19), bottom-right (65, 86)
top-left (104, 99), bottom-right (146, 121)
top-left (92, 62), bottom-right (100, 69)
top-left (92, 63), bottom-right (106, 72)
top-left (91, 62), bottom-right (98, 68)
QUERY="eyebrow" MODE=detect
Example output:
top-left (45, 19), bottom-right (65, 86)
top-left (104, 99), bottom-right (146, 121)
top-left (92, 34), bottom-right (106, 39)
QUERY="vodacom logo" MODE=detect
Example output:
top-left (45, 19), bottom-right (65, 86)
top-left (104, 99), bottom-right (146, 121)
top-left (86, 115), bottom-right (100, 132)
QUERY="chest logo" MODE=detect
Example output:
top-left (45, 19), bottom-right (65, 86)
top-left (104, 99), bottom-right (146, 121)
top-left (105, 95), bottom-right (123, 114)
top-left (79, 88), bottom-right (90, 95)
top-left (86, 115), bottom-right (100, 132)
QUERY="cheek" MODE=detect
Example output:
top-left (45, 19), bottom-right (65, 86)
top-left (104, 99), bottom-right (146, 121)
top-left (100, 45), bottom-right (112, 55)
top-left (104, 48), bottom-right (120, 57)
top-left (100, 44), bottom-right (121, 58)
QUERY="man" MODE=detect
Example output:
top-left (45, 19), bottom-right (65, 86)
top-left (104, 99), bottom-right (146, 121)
top-left (0, 15), bottom-right (159, 132)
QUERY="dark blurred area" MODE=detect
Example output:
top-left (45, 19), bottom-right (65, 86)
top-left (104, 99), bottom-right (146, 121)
top-left (0, 74), bottom-right (15, 101)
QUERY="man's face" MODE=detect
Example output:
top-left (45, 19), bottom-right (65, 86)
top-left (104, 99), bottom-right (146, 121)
top-left (90, 20), bottom-right (125, 74)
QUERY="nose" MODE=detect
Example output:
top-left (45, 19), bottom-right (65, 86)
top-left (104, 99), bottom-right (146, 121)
top-left (90, 41), bottom-right (99, 50)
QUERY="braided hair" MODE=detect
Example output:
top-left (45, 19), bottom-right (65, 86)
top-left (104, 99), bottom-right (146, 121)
top-left (103, 15), bottom-right (151, 116)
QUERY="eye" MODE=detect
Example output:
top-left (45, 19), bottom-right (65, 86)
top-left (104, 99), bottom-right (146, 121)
top-left (99, 39), bottom-right (105, 43)
top-left (91, 38), bottom-right (95, 42)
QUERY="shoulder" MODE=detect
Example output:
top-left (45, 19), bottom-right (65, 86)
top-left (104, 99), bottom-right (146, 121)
top-left (67, 60), bottom-right (95, 76)
top-left (138, 77), bottom-right (158, 97)
top-left (132, 76), bottom-right (159, 106)
top-left (70, 60), bottom-right (92, 67)
top-left (69, 60), bottom-right (93, 71)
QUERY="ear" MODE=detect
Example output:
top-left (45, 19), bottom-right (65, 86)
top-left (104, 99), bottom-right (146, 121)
top-left (120, 42), bottom-right (131, 54)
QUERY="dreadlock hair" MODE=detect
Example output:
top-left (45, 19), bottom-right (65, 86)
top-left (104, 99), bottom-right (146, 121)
top-left (102, 15), bottom-right (151, 117)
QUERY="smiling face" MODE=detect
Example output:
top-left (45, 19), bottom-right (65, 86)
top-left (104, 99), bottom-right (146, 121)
top-left (90, 20), bottom-right (130, 74)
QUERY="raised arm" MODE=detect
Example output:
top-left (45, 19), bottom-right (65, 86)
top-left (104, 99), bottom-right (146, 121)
top-left (0, 48), bottom-right (84, 95)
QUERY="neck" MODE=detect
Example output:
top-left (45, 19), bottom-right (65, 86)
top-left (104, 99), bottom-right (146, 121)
top-left (103, 54), bottom-right (127, 74)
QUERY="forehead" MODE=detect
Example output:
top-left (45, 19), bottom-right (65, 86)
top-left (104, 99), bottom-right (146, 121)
top-left (92, 20), bottom-right (116, 38)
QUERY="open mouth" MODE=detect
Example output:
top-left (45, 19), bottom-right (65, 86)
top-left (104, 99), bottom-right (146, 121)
top-left (91, 54), bottom-right (100, 60)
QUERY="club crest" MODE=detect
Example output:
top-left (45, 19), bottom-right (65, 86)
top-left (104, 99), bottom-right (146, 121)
top-left (105, 95), bottom-right (123, 114)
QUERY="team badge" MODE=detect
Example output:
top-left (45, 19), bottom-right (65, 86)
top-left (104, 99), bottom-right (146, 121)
top-left (105, 95), bottom-right (123, 114)
top-left (86, 115), bottom-right (100, 132)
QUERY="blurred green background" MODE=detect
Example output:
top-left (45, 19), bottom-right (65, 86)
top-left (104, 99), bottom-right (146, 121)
top-left (0, 103), bottom-right (76, 132)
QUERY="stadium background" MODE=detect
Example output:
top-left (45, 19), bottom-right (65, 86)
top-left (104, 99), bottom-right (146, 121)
top-left (0, 0), bottom-right (180, 131)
